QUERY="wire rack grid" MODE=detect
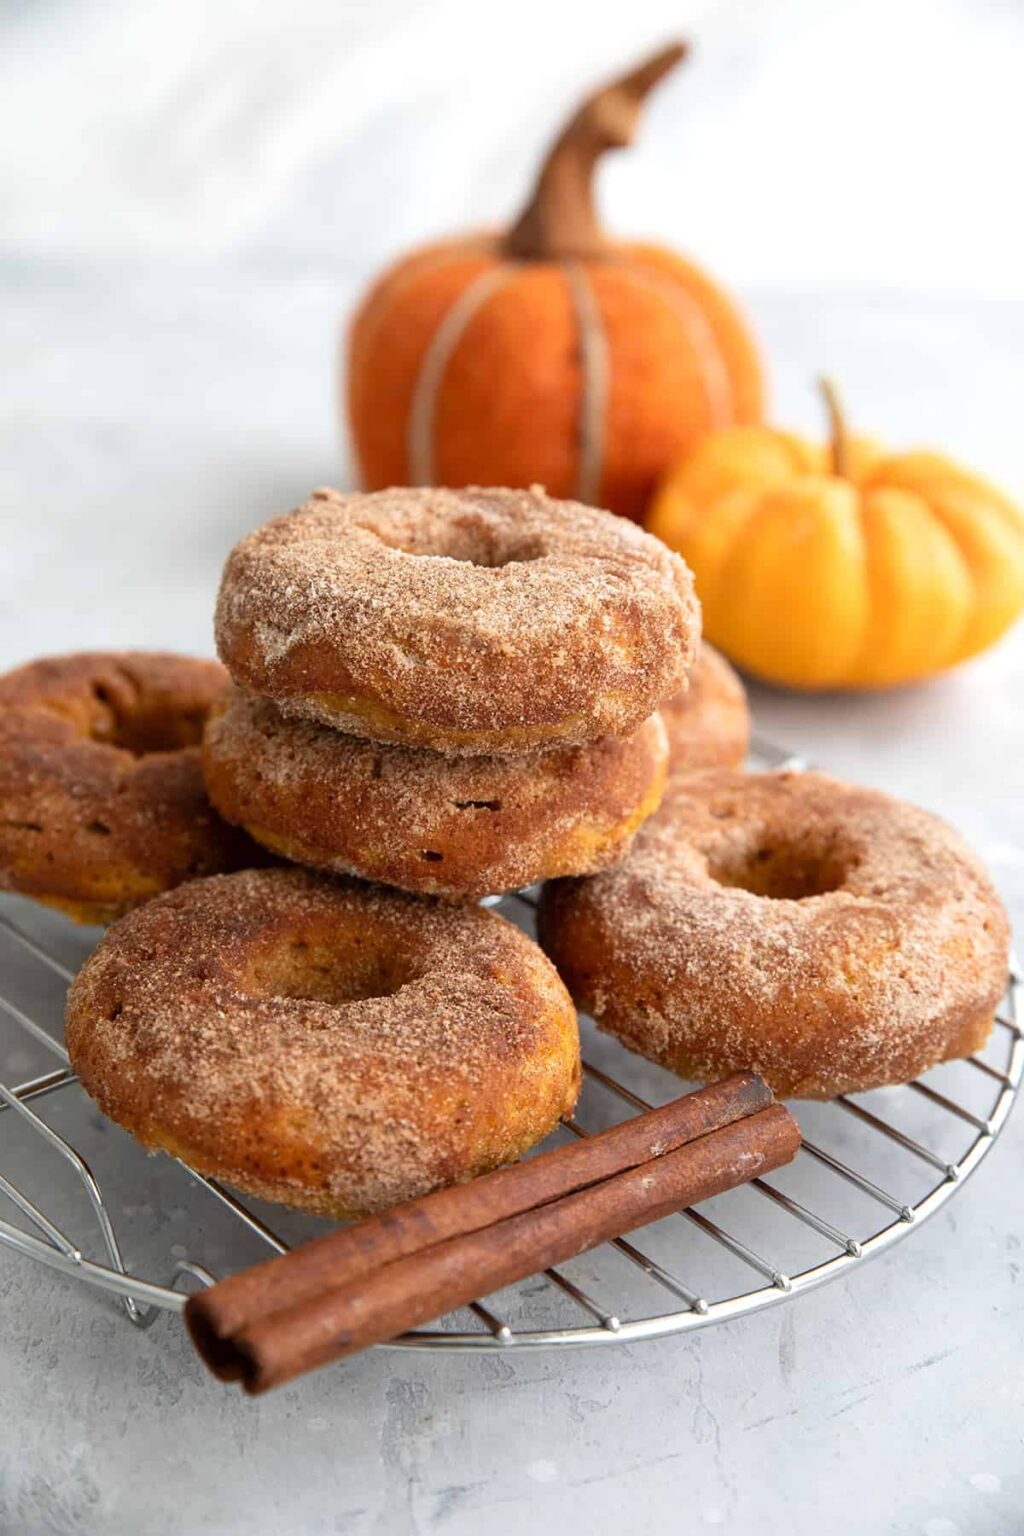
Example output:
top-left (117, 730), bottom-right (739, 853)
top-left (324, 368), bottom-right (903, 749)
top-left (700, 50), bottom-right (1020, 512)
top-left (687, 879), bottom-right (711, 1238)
top-left (0, 739), bottom-right (1020, 1354)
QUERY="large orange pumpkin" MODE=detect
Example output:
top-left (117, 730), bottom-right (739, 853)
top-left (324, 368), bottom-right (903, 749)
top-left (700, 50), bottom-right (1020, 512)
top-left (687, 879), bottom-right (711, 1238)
top-left (346, 43), bottom-right (764, 521)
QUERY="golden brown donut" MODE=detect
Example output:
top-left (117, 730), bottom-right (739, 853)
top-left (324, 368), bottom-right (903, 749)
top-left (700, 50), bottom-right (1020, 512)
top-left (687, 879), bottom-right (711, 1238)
top-left (214, 485), bottom-right (699, 754)
top-left (0, 653), bottom-right (256, 924)
top-left (66, 867), bottom-right (581, 1217)
top-left (202, 687), bottom-right (668, 900)
top-left (659, 643), bottom-right (749, 780)
top-left (539, 769), bottom-right (1010, 1098)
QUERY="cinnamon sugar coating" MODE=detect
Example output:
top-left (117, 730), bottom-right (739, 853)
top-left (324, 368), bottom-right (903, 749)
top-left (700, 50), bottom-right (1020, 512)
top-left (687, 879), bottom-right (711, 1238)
top-left (214, 485), bottom-right (700, 754)
top-left (539, 769), bottom-right (1010, 1098)
top-left (66, 867), bottom-right (581, 1216)
top-left (203, 687), bottom-right (667, 900)
top-left (0, 653), bottom-right (257, 924)
top-left (659, 643), bottom-right (749, 781)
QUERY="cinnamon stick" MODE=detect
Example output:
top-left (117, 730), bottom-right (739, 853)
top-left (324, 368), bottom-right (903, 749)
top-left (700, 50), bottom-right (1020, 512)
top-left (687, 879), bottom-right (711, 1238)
top-left (187, 1098), bottom-right (800, 1394)
top-left (186, 1071), bottom-right (771, 1371)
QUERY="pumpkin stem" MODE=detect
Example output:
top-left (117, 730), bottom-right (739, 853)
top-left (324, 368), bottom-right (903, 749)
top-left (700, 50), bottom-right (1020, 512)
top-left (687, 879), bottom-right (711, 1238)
top-left (818, 376), bottom-right (850, 478)
top-left (503, 41), bottom-right (688, 261)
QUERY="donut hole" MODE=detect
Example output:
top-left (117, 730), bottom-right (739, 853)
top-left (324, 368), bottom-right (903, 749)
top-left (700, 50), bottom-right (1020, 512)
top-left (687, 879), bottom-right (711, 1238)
top-left (441, 546), bottom-right (543, 570)
top-left (244, 937), bottom-right (420, 1007)
top-left (373, 520), bottom-right (547, 569)
top-left (708, 839), bottom-right (849, 900)
top-left (85, 681), bottom-right (207, 756)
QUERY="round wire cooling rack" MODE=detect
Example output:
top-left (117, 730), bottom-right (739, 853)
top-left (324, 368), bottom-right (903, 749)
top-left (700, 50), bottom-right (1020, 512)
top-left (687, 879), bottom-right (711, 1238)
top-left (0, 739), bottom-right (1020, 1354)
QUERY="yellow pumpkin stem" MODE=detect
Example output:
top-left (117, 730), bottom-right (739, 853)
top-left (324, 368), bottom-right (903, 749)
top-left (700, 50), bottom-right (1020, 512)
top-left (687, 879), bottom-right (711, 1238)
top-left (818, 376), bottom-right (850, 478)
top-left (503, 41), bottom-right (688, 261)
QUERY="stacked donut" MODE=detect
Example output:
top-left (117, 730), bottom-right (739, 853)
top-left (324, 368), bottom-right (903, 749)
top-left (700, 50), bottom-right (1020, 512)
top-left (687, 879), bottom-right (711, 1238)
top-left (61, 485), bottom-right (706, 1217)
top-left (204, 485), bottom-right (706, 900)
top-left (43, 485), bottom-right (763, 1221)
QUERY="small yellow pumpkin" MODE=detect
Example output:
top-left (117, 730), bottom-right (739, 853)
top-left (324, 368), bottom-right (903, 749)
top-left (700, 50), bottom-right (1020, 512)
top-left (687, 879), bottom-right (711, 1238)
top-left (647, 381), bottom-right (1024, 689)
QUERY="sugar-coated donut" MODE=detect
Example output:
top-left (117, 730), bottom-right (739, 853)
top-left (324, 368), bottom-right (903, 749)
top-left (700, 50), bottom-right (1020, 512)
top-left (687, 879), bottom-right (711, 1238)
top-left (66, 867), bottom-right (581, 1216)
top-left (202, 687), bottom-right (668, 900)
top-left (539, 769), bottom-right (1010, 1098)
top-left (659, 644), bottom-right (749, 781)
top-left (0, 653), bottom-right (256, 924)
top-left (214, 485), bottom-right (699, 754)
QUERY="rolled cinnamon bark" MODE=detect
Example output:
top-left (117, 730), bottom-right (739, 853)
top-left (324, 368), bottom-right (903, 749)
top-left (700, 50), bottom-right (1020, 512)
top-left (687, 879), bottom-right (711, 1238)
top-left (186, 1071), bottom-right (772, 1373)
top-left (190, 1100), bottom-right (800, 1393)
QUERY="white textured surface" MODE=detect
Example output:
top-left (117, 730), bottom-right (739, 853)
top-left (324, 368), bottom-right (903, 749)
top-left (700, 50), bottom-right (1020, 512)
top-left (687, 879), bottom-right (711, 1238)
top-left (2, 2), bottom-right (1024, 1530)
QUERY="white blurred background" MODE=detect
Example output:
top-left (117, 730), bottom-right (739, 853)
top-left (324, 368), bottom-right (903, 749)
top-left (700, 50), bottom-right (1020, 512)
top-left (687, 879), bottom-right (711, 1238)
top-left (3, 0), bottom-right (1023, 291)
